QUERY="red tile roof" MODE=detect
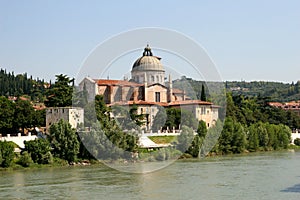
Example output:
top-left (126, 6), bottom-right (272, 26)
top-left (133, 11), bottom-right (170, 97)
top-left (172, 88), bottom-right (184, 93)
top-left (109, 100), bottom-right (169, 107)
top-left (168, 100), bottom-right (212, 106)
top-left (109, 99), bottom-right (213, 107)
top-left (94, 79), bottom-right (142, 87)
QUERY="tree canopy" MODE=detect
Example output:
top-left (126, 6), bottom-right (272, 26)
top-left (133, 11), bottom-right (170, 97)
top-left (45, 74), bottom-right (74, 107)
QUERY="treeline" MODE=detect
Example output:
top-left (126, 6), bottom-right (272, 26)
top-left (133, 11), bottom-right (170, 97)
top-left (0, 96), bottom-right (45, 134)
top-left (173, 76), bottom-right (300, 102)
top-left (0, 94), bottom-right (140, 168)
top-left (178, 118), bottom-right (291, 158)
top-left (226, 93), bottom-right (300, 129)
top-left (226, 80), bottom-right (300, 102)
top-left (0, 68), bottom-right (47, 101)
top-left (178, 93), bottom-right (298, 158)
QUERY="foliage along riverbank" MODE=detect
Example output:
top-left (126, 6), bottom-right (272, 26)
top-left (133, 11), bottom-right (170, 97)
top-left (1, 74), bottom-right (300, 170)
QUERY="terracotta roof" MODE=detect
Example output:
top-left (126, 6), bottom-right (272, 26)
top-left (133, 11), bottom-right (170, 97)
top-left (109, 100), bottom-right (168, 107)
top-left (94, 79), bottom-right (143, 87)
top-left (147, 83), bottom-right (167, 88)
top-left (268, 102), bottom-right (283, 107)
top-left (268, 101), bottom-right (300, 109)
top-left (168, 100), bottom-right (213, 106)
top-left (109, 100), bottom-right (214, 107)
top-left (172, 88), bottom-right (184, 93)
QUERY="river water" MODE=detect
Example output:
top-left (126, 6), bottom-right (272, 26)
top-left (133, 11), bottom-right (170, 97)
top-left (1, 151), bottom-right (300, 200)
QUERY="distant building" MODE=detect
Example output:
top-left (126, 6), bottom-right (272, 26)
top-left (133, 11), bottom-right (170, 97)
top-left (268, 101), bottom-right (300, 116)
top-left (46, 107), bottom-right (84, 133)
top-left (79, 45), bottom-right (219, 130)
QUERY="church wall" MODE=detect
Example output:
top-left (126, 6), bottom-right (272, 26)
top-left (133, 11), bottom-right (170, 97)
top-left (135, 104), bottom-right (160, 131)
top-left (79, 77), bottom-right (97, 102)
top-left (147, 85), bottom-right (167, 102)
top-left (132, 70), bottom-right (165, 85)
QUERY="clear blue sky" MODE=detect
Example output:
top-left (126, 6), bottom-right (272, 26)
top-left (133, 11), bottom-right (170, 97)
top-left (0, 0), bottom-right (299, 83)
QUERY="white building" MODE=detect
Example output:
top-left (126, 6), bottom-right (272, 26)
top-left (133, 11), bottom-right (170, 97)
top-left (46, 107), bottom-right (84, 133)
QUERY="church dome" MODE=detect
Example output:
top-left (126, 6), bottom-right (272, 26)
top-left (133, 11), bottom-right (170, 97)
top-left (132, 45), bottom-right (164, 72)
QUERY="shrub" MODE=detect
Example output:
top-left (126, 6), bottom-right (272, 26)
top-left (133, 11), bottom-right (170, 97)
top-left (0, 141), bottom-right (15, 168)
top-left (294, 138), bottom-right (300, 146)
top-left (17, 151), bottom-right (33, 167)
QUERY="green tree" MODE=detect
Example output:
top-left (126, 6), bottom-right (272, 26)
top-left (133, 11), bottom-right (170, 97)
top-left (181, 109), bottom-right (198, 130)
top-left (247, 124), bottom-right (259, 152)
top-left (86, 95), bottom-right (138, 160)
top-left (111, 104), bottom-right (142, 130)
top-left (294, 138), bottom-right (300, 146)
top-left (129, 103), bottom-right (145, 127)
top-left (0, 141), bottom-right (15, 167)
top-left (33, 109), bottom-right (46, 127)
top-left (14, 99), bottom-right (35, 133)
top-left (200, 84), bottom-right (207, 101)
top-left (177, 125), bottom-right (194, 153)
top-left (231, 122), bottom-right (246, 153)
top-left (197, 120), bottom-right (207, 138)
top-left (49, 119), bottom-right (79, 163)
top-left (165, 108), bottom-right (181, 130)
top-left (45, 74), bottom-right (74, 107)
top-left (187, 135), bottom-right (202, 157)
top-left (73, 83), bottom-right (88, 107)
top-left (0, 96), bottom-right (14, 134)
top-left (25, 139), bottom-right (53, 164)
top-left (17, 151), bottom-right (33, 167)
top-left (151, 106), bottom-right (167, 132)
top-left (201, 119), bottom-right (223, 156)
top-left (218, 118), bottom-right (234, 154)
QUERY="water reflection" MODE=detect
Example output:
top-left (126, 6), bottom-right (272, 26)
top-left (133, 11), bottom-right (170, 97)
top-left (281, 184), bottom-right (300, 193)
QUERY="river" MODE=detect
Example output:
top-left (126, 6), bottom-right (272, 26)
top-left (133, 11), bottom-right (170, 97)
top-left (1, 151), bottom-right (300, 200)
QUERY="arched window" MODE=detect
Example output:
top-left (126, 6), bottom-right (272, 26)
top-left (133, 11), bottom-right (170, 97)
top-left (151, 76), bottom-right (155, 82)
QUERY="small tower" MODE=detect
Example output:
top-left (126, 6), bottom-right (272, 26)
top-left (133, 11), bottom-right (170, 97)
top-left (168, 74), bottom-right (173, 102)
top-left (144, 72), bottom-right (148, 101)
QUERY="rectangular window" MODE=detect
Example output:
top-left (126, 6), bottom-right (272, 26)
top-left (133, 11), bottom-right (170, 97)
top-left (155, 92), bottom-right (160, 102)
top-left (201, 107), bottom-right (206, 115)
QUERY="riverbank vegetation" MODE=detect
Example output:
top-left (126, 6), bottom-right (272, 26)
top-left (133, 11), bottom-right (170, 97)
top-left (1, 71), bottom-right (300, 169)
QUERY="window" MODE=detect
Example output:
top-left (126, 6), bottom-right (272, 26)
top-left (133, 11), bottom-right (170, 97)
top-left (151, 76), bottom-right (155, 82)
top-left (141, 108), bottom-right (143, 114)
top-left (155, 92), bottom-right (160, 102)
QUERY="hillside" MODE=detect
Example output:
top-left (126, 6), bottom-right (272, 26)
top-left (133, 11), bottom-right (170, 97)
top-left (0, 68), bottom-right (48, 102)
top-left (172, 76), bottom-right (300, 102)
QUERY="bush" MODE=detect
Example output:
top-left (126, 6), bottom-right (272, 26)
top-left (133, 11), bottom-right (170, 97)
top-left (25, 139), bottom-right (52, 164)
top-left (294, 138), bottom-right (300, 146)
top-left (17, 151), bottom-right (33, 167)
top-left (0, 141), bottom-right (15, 168)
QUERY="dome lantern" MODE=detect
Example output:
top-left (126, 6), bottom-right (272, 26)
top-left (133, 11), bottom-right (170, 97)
top-left (131, 44), bottom-right (165, 85)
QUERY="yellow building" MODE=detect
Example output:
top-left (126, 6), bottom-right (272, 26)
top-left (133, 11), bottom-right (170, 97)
top-left (79, 45), bottom-right (219, 130)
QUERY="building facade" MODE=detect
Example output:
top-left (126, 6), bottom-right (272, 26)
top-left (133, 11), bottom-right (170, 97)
top-left (79, 45), bottom-right (219, 130)
top-left (46, 107), bottom-right (84, 133)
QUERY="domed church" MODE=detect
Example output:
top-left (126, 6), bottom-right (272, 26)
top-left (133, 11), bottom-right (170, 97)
top-left (131, 44), bottom-right (165, 85)
top-left (79, 45), bottom-right (219, 130)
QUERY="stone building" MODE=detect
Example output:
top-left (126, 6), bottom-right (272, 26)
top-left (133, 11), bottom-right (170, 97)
top-left (79, 45), bottom-right (219, 130)
top-left (46, 107), bottom-right (84, 133)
